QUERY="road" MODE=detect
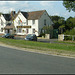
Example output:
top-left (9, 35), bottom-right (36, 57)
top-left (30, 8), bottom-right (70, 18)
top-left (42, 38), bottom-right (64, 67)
top-left (14, 37), bottom-right (58, 43)
top-left (0, 46), bottom-right (75, 74)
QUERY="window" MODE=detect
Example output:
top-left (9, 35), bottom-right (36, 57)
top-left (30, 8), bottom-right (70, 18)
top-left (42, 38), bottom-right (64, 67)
top-left (33, 29), bottom-right (35, 33)
top-left (26, 20), bottom-right (28, 25)
top-left (26, 29), bottom-right (29, 33)
top-left (32, 20), bottom-right (35, 24)
top-left (1, 28), bottom-right (3, 32)
top-left (17, 28), bottom-right (22, 33)
top-left (44, 19), bottom-right (46, 25)
top-left (18, 20), bottom-right (22, 25)
top-left (1, 19), bottom-right (3, 26)
top-left (19, 28), bottom-right (22, 33)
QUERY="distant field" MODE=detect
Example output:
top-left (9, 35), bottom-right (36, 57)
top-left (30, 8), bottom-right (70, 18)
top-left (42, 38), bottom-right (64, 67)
top-left (0, 37), bottom-right (75, 53)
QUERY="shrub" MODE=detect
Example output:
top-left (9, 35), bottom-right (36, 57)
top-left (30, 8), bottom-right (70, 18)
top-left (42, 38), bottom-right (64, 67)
top-left (64, 36), bottom-right (72, 40)
top-left (64, 28), bottom-right (75, 35)
top-left (39, 33), bottom-right (45, 37)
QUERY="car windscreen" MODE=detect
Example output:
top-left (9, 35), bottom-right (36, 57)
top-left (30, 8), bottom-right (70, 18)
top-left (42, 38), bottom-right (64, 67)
top-left (26, 34), bottom-right (33, 38)
top-left (5, 33), bottom-right (10, 35)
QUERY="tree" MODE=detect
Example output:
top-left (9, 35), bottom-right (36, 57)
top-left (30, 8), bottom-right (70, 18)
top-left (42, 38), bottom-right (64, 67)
top-left (0, 12), bottom-right (3, 15)
top-left (59, 24), bottom-right (65, 34)
top-left (65, 17), bottom-right (75, 30)
top-left (63, 0), bottom-right (75, 12)
top-left (42, 25), bottom-right (53, 34)
top-left (50, 15), bottom-right (65, 29)
top-left (64, 28), bottom-right (75, 35)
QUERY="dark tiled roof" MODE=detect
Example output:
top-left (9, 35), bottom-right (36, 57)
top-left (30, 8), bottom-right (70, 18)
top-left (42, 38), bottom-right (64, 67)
top-left (13, 10), bottom-right (46, 20)
top-left (21, 10), bottom-right (46, 20)
top-left (2, 14), bottom-right (11, 21)
top-left (28, 10), bottom-right (46, 20)
top-left (21, 12), bottom-right (29, 19)
top-left (4, 23), bottom-right (15, 29)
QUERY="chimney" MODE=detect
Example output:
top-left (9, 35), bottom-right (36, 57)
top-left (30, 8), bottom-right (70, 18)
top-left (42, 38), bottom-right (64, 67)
top-left (11, 11), bottom-right (16, 17)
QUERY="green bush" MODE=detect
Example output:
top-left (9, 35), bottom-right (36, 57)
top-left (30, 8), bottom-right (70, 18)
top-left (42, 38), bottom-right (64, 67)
top-left (64, 36), bottom-right (72, 40)
top-left (64, 28), bottom-right (75, 35)
top-left (39, 33), bottom-right (45, 37)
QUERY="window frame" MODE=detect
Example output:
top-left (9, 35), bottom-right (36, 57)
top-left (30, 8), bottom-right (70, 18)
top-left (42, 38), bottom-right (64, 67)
top-left (44, 19), bottom-right (46, 25)
top-left (33, 29), bottom-right (35, 33)
top-left (1, 28), bottom-right (3, 32)
top-left (1, 19), bottom-right (3, 26)
top-left (32, 20), bottom-right (35, 25)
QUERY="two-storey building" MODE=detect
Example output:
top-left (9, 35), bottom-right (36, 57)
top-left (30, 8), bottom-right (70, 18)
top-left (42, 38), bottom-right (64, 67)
top-left (0, 10), bottom-right (53, 36)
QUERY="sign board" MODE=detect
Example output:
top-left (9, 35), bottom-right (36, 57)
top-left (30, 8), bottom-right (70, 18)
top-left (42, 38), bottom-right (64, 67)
top-left (17, 26), bottom-right (31, 28)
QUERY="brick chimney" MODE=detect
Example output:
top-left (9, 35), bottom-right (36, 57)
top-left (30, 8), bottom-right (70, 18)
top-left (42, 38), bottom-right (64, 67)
top-left (11, 11), bottom-right (16, 17)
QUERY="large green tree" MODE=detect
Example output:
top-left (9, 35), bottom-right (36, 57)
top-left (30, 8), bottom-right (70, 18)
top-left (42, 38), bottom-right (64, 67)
top-left (50, 15), bottom-right (65, 29)
top-left (63, 0), bottom-right (75, 12)
top-left (65, 17), bottom-right (75, 30)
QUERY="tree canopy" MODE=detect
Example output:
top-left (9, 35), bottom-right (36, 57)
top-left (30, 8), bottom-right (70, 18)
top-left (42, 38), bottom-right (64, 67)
top-left (50, 15), bottom-right (65, 29)
top-left (63, 0), bottom-right (75, 12)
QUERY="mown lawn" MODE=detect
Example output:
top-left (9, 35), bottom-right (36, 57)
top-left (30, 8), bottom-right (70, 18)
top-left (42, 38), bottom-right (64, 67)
top-left (55, 41), bottom-right (75, 45)
top-left (0, 37), bottom-right (75, 52)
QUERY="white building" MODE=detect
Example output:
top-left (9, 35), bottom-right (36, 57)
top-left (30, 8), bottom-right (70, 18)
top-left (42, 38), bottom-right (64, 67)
top-left (0, 10), bottom-right (53, 36)
top-left (0, 12), bottom-right (15, 35)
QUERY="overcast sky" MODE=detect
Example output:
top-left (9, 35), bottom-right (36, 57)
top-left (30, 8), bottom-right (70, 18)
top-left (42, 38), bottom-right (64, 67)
top-left (0, 1), bottom-right (75, 20)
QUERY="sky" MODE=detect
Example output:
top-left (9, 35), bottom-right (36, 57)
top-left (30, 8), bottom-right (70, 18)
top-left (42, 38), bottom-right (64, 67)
top-left (0, 1), bottom-right (75, 20)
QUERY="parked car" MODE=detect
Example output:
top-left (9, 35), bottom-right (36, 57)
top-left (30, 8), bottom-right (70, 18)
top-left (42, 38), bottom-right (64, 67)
top-left (25, 34), bottom-right (37, 41)
top-left (2, 33), bottom-right (14, 39)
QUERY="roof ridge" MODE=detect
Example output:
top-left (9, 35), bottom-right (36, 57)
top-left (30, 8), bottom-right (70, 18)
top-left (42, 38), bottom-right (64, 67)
top-left (28, 10), bottom-right (46, 13)
top-left (20, 10), bottom-right (46, 13)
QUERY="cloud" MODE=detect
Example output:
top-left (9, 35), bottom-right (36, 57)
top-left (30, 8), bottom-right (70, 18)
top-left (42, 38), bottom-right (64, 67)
top-left (0, 6), bottom-right (16, 13)
top-left (7, 1), bottom-right (17, 4)
top-left (20, 1), bottom-right (29, 7)
top-left (0, 1), bottom-right (30, 13)
top-left (40, 1), bottom-right (54, 7)
top-left (0, 1), bottom-right (7, 5)
top-left (53, 13), bottom-right (60, 16)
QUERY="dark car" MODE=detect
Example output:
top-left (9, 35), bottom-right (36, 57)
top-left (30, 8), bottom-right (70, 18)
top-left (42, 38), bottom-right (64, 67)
top-left (25, 34), bottom-right (37, 41)
top-left (2, 33), bottom-right (14, 39)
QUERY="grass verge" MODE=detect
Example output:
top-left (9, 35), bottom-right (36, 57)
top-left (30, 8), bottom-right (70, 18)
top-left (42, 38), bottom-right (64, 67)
top-left (0, 37), bottom-right (75, 52)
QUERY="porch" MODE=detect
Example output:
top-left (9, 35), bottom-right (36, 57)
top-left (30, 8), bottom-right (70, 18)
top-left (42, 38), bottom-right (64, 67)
top-left (4, 23), bottom-right (15, 34)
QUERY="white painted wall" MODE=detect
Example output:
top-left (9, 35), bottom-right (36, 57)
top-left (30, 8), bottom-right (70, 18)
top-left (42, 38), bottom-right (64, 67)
top-left (0, 10), bottom-right (53, 36)
top-left (38, 11), bottom-right (53, 36)
top-left (14, 12), bottom-right (28, 35)
top-left (14, 11), bottom-right (53, 36)
top-left (0, 15), bottom-right (6, 34)
top-left (14, 12), bottom-right (39, 36)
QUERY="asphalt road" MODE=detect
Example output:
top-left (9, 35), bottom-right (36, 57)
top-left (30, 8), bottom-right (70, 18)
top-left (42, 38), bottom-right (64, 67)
top-left (0, 46), bottom-right (75, 74)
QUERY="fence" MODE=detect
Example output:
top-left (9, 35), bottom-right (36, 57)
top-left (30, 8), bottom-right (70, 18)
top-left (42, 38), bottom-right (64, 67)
top-left (58, 34), bottom-right (75, 41)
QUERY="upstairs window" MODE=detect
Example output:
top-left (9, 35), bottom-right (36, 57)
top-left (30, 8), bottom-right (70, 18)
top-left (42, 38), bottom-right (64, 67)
top-left (18, 19), bottom-right (22, 25)
top-left (1, 28), bottom-right (3, 32)
top-left (44, 19), bottom-right (46, 25)
top-left (33, 29), bottom-right (35, 33)
top-left (32, 20), bottom-right (35, 25)
top-left (26, 19), bottom-right (28, 25)
top-left (18, 20), bottom-right (21, 25)
top-left (1, 19), bottom-right (3, 26)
